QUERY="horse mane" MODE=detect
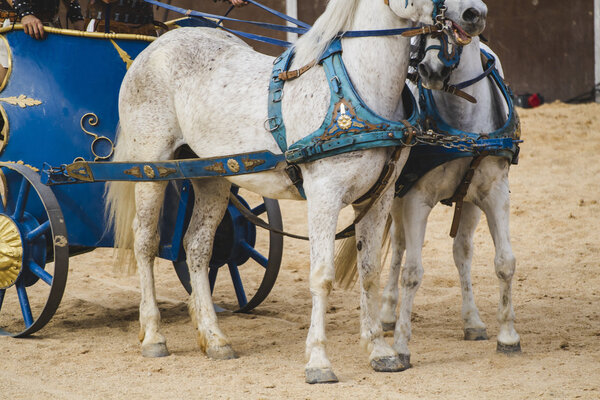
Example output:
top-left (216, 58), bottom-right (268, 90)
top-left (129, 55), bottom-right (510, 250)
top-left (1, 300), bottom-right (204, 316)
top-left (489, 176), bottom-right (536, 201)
top-left (293, 0), bottom-right (360, 66)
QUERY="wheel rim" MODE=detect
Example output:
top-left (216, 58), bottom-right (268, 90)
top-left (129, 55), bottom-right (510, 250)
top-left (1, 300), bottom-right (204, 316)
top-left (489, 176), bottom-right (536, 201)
top-left (173, 188), bottom-right (283, 313)
top-left (0, 162), bottom-right (68, 337)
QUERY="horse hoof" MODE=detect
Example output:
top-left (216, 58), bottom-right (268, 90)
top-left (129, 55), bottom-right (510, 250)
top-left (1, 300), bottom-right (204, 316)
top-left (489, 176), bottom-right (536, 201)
top-left (464, 328), bottom-right (489, 341)
top-left (381, 321), bottom-right (396, 332)
top-left (370, 355), bottom-right (409, 372)
top-left (305, 368), bottom-right (338, 384)
top-left (141, 343), bottom-right (170, 358)
top-left (497, 341), bottom-right (521, 354)
top-left (206, 345), bottom-right (238, 360)
top-left (398, 353), bottom-right (411, 370)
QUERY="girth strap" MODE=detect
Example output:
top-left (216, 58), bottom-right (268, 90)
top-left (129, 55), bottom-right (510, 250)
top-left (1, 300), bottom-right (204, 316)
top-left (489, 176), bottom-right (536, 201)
top-left (441, 153), bottom-right (487, 238)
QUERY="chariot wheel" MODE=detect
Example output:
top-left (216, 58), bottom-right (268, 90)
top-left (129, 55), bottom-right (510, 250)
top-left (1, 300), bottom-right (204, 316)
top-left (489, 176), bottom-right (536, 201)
top-left (0, 162), bottom-right (68, 337)
top-left (173, 188), bottom-right (283, 313)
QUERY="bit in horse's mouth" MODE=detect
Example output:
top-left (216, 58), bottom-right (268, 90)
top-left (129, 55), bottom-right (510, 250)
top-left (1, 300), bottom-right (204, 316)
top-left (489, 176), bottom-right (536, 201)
top-left (450, 21), bottom-right (472, 45)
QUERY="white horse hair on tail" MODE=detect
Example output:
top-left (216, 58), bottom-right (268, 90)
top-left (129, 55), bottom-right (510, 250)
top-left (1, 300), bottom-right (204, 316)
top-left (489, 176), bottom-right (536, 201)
top-left (335, 33), bottom-right (521, 368)
top-left (105, 0), bottom-right (488, 383)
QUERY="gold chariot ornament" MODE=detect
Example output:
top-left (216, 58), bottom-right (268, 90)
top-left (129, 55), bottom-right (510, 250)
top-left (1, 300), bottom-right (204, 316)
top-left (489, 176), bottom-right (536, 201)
top-left (0, 215), bottom-right (23, 289)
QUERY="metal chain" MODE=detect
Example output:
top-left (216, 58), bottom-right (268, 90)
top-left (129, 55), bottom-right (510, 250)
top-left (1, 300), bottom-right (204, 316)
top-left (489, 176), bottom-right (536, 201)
top-left (414, 129), bottom-right (480, 152)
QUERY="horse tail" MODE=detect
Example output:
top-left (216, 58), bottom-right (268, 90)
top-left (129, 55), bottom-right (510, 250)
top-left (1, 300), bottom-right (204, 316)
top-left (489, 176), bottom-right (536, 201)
top-left (105, 124), bottom-right (138, 274)
top-left (334, 236), bottom-right (358, 289)
top-left (334, 216), bottom-right (393, 289)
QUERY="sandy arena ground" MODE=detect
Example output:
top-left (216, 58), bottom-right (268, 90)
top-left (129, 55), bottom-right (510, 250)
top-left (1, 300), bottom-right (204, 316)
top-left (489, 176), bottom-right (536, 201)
top-left (1, 102), bottom-right (599, 399)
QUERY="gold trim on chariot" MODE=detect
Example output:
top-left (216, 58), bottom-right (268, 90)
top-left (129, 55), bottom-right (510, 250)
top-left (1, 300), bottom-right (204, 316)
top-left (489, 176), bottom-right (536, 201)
top-left (0, 25), bottom-right (157, 43)
top-left (0, 215), bottom-right (23, 289)
top-left (110, 39), bottom-right (134, 69)
top-left (0, 95), bottom-right (42, 108)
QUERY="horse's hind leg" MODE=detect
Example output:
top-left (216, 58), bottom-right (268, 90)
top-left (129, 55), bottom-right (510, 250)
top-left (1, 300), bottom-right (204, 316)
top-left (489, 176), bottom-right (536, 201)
top-left (355, 189), bottom-right (407, 372)
top-left (477, 181), bottom-right (520, 353)
top-left (184, 178), bottom-right (236, 360)
top-left (380, 198), bottom-right (405, 332)
top-left (452, 201), bottom-right (488, 340)
top-left (133, 181), bottom-right (170, 357)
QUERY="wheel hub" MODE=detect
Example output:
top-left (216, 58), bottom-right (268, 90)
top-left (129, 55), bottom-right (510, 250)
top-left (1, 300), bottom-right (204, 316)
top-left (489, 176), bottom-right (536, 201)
top-left (0, 214), bottom-right (23, 289)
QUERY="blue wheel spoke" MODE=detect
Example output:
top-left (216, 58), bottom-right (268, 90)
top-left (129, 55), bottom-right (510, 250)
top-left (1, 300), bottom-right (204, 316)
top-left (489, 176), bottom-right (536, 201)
top-left (251, 203), bottom-right (266, 216)
top-left (16, 282), bottom-right (34, 328)
top-left (208, 267), bottom-right (218, 293)
top-left (240, 241), bottom-right (268, 268)
top-left (26, 220), bottom-right (50, 242)
top-left (12, 177), bottom-right (31, 221)
top-left (228, 263), bottom-right (247, 307)
top-left (0, 289), bottom-right (5, 312)
top-left (29, 260), bottom-right (53, 286)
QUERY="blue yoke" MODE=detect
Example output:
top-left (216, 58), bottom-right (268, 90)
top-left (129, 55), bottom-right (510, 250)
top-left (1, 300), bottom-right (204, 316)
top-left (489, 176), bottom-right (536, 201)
top-left (267, 39), bottom-right (419, 165)
top-left (395, 49), bottom-right (521, 197)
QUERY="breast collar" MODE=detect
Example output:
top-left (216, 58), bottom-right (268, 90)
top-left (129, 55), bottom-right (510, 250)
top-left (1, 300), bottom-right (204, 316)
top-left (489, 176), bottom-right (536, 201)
top-left (418, 48), bottom-right (522, 161)
top-left (267, 39), bottom-right (419, 165)
top-left (394, 49), bottom-right (522, 199)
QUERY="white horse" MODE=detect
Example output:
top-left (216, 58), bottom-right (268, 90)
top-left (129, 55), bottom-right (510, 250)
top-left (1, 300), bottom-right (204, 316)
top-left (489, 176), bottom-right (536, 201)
top-left (336, 32), bottom-right (520, 368)
top-left (106, 0), bottom-right (487, 383)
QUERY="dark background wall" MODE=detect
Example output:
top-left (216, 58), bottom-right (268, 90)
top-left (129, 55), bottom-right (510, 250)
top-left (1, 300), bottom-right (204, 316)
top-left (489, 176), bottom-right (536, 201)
top-left (71, 0), bottom-right (596, 102)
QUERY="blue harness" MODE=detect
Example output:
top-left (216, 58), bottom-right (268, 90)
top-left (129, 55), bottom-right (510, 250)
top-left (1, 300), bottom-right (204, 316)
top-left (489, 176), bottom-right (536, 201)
top-left (395, 49), bottom-right (521, 197)
top-left (267, 39), bottom-right (419, 165)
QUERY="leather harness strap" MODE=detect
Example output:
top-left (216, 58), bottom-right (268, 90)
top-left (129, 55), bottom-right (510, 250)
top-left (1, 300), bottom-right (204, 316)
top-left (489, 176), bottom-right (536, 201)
top-left (401, 25), bottom-right (441, 38)
top-left (278, 60), bottom-right (317, 81)
top-left (443, 84), bottom-right (477, 103)
top-left (441, 153), bottom-right (487, 238)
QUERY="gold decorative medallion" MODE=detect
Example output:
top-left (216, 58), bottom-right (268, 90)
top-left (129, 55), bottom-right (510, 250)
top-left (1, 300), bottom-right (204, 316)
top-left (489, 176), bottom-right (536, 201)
top-left (227, 159), bottom-right (240, 173)
top-left (143, 165), bottom-right (155, 178)
top-left (0, 94), bottom-right (42, 108)
top-left (124, 166), bottom-right (142, 178)
top-left (242, 158), bottom-right (266, 171)
top-left (204, 162), bottom-right (226, 174)
top-left (336, 103), bottom-right (353, 130)
top-left (0, 215), bottom-right (22, 289)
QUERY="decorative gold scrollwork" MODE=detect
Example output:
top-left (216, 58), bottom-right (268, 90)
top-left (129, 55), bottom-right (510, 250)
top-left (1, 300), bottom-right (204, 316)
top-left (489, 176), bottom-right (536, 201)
top-left (0, 215), bottom-right (23, 289)
top-left (204, 162), bottom-right (226, 174)
top-left (80, 113), bottom-right (115, 161)
top-left (110, 39), bottom-right (134, 70)
top-left (0, 94), bottom-right (42, 108)
top-left (241, 158), bottom-right (266, 171)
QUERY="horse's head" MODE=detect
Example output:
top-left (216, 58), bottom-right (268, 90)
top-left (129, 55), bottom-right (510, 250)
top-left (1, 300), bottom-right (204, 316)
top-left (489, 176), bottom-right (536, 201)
top-left (388, 0), bottom-right (487, 30)
top-left (399, 0), bottom-right (487, 90)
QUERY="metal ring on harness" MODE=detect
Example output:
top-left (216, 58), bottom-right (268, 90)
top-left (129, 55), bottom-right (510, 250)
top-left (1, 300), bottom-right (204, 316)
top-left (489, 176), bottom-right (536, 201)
top-left (264, 116), bottom-right (281, 132)
top-left (272, 88), bottom-right (283, 103)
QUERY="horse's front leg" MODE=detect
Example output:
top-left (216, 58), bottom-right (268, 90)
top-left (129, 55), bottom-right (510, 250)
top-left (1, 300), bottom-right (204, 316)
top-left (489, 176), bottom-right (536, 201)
top-left (478, 181), bottom-right (520, 353)
top-left (302, 190), bottom-right (344, 384)
top-left (355, 187), bottom-right (407, 372)
top-left (133, 182), bottom-right (170, 357)
top-left (452, 201), bottom-right (488, 340)
top-left (380, 198), bottom-right (405, 332)
top-left (185, 179), bottom-right (236, 360)
top-left (392, 193), bottom-right (432, 367)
